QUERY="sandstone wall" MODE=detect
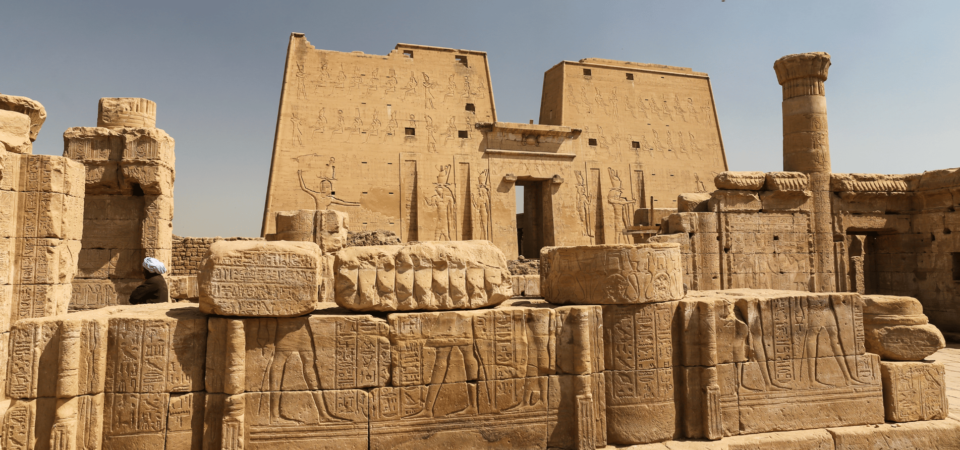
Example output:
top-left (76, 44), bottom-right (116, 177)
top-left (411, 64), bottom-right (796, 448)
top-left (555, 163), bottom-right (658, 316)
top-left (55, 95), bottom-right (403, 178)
top-left (171, 236), bottom-right (263, 276)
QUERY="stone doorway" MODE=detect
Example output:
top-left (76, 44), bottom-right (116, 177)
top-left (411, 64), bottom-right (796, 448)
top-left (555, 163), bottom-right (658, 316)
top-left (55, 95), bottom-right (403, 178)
top-left (846, 233), bottom-right (879, 295)
top-left (516, 179), bottom-right (556, 259)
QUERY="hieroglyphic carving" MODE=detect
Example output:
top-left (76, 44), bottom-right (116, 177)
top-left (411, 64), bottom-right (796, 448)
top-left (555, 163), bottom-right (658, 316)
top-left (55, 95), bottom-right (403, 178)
top-left (198, 240), bottom-right (321, 317)
top-left (335, 241), bottom-right (511, 311)
top-left (541, 244), bottom-right (683, 305)
top-left (880, 361), bottom-right (947, 422)
top-left (425, 165), bottom-right (456, 240)
top-left (574, 171), bottom-right (595, 239)
top-left (607, 168), bottom-right (634, 244)
top-left (296, 155), bottom-right (360, 210)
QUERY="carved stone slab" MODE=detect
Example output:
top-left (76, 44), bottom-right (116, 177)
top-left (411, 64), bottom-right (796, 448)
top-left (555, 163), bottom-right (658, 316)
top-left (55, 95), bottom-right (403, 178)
top-left (862, 295), bottom-right (945, 361)
top-left (879, 361), bottom-right (947, 422)
top-left (541, 244), bottom-right (683, 305)
top-left (335, 240), bottom-right (511, 311)
top-left (199, 240), bottom-right (322, 317)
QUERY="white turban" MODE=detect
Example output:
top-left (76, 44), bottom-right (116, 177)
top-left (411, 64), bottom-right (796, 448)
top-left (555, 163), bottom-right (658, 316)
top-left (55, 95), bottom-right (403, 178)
top-left (143, 257), bottom-right (167, 275)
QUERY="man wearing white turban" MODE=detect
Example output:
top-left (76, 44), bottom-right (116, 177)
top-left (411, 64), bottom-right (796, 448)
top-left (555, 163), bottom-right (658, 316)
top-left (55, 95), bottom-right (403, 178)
top-left (129, 257), bottom-right (169, 304)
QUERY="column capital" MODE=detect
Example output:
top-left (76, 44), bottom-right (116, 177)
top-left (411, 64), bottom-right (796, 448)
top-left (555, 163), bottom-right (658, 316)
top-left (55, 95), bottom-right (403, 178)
top-left (774, 52), bottom-right (831, 99)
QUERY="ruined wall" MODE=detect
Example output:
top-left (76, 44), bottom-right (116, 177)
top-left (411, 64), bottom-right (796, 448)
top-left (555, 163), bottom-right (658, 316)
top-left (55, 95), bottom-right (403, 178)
top-left (63, 98), bottom-right (175, 310)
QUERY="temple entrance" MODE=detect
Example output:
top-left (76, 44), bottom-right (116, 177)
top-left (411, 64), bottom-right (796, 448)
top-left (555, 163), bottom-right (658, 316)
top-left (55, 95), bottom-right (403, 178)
top-left (516, 179), bottom-right (555, 259)
top-left (845, 233), bottom-right (878, 295)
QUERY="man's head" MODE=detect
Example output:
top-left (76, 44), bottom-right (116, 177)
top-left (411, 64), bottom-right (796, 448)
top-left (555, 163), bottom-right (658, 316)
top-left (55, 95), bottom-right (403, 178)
top-left (143, 257), bottom-right (166, 275)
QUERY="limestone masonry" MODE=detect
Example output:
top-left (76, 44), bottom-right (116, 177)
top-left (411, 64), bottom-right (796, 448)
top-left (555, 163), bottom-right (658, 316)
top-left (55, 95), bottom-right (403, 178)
top-left (0, 37), bottom-right (958, 449)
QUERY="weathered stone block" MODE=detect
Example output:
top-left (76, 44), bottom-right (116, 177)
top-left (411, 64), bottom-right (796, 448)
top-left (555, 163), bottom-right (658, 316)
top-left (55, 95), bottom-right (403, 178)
top-left (318, 209), bottom-right (349, 252)
top-left (708, 190), bottom-right (762, 213)
top-left (828, 419), bottom-right (960, 449)
top-left (167, 275), bottom-right (198, 300)
top-left (879, 360), bottom-right (947, 422)
top-left (714, 171), bottom-right (765, 191)
top-left (69, 279), bottom-right (140, 311)
top-left (335, 240), bottom-right (511, 311)
top-left (120, 163), bottom-right (173, 196)
top-left (760, 190), bottom-right (811, 212)
top-left (764, 172), bottom-right (809, 191)
top-left (862, 295), bottom-right (945, 361)
top-left (97, 98), bottom-right (157, 129)
top-left (199, 240), bottom-right (322, 317)
top-left (678, 192), bottom-right (711, 212)
top-left (0, 94), bottom-right (46, 141)
top-left (541, 244), bottom-right (683, 305)
top-left (0, 110), bottom-right (33, 154)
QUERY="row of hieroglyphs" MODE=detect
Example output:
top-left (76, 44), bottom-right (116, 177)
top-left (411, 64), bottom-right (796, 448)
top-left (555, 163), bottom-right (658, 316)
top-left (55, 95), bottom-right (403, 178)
top-left (582, 124), bottom-right (718, 161)
top-left (296, 61), bottom-right (487, 105)
top-left (569, 85), bottom-right (713, 124)
top-left (291, 108), bottom-right (479, 149)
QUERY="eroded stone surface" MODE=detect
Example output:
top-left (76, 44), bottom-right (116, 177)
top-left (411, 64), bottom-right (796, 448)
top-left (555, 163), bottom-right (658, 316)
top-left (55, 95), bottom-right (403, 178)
top-left (714, 172), bottom-right (766, 191)
top-left (879, 361), bottom-right (948, 422)
top-left (541, 244), bottom-right (683, 305)
top-left (863, 295), bottom-right (945, 361)
top-left (199, 240), bottom-right (322, 317)
top-left (335, 240), bottom-right (511, 311)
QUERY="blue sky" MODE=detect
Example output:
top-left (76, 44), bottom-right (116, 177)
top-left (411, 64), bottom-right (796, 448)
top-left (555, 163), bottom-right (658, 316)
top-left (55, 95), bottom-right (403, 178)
top-left (3, 1), bottom-right (958, 237)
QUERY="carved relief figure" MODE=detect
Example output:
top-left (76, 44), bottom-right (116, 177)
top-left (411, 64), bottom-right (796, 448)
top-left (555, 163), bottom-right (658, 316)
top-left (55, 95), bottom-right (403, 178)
top-left (367, 68), bottom-right (380, 92)
top-left (623, 94), bottom-right (636, 118)
top-left (637, 95), bottom-right (649, 119)
top-left (353, 108), bottom-right (364, 135)
top-left (352, 65), bottom-right (362, 89)
top-left (610, 88), bottom-right (620, 119)
top-left (460, 75), bottom-right (473, 100)
top-left (336, 64), bottom-right (347, 89)
top-left (442, 116), bottom-right (457, 145)
top-left (473, 169), bottom-right (491, 240)
top-left (580, 87), bottom-right (592, 114)
top-left (296, 63), bottom-right (307, 100)
top-left (335, 109), bottom-right (345, 134)
top-left (673, 95), bottom-right (686, 122)
top-left (652, 130), bottom-right (665, 154)
top-left (574, 171), bottom-right (595, 238)
top-left (594, 88), bottom-right (607, 115)
top-left (422, 72), bottom-right (437, 109)
top-left (694, 173), bottom-right (707, 193)
top-left (291, 113), bottom-right (304, 146)
top-left (370, 110), bottom-right (381, 137)
top-left (316, 60), bottom-right (330, 88)
top-left (607, 168), bottom-right (633, 244)
top-left (677, 131), bottom-right (688, 156)
top-left (689, 132), bottom-right (702, 159)
top-left (402, 72), bottom-right (419, 100)
top-left (686, 98), bottom-right (700, 123)
top-left (297, 155), bottom-right (361, 210)
top-left (474, 76), bottom-right (487, 99)
top-left (384, 69), bottom-right (397, 93)
top-left (443, 74), bottom-right (457, 103)
top-left (425, 115), bottom-right (438, 152)
top-left (312, 107), bottom-right (326, 136)
top-left (387, 111), bottom-right (398, 136)
top-left (426, 165), bottom-right (457, 241)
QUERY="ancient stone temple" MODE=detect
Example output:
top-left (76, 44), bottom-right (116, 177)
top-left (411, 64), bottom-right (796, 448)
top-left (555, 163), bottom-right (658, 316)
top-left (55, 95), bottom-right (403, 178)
top-left (1, 42), bottom-right (959, 450)
top-left (261, 33), bottom-right (728, 259)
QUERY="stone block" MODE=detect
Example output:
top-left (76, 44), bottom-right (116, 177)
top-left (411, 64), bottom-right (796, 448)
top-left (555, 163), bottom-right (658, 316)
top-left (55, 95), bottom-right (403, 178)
top-left (199, 240), bottom-right (322, 317)
top-left (119, 127), bottom-right (174, 165)
top-left (243, 390), bottom-right (368, 449)
top-left (335, 240), bottom-right (511, 311)
top-left (167, 275), bottom-right (198, 300)
top-left (102, 304), bottom-right (208, 393)
top-left (69, 279), bottom-right (140, 311)
top-left (144, 194), bottom-right (174, 222)
top-left (102, 392), bottom-right (170, 449)
top-left (165, 392), bottom-right (205, 450)
top-left (714, 171), bottom-right (765, 190)
top-left (79, 218), bottom-right (141, 249)
top-left (141, 219), bottom-right (173, 250)
top-left (97, 98), bottom-right (157, 129)
top-left (541, 244), bottom-right (683, 305)
top-left (760, 190), bottom-right (811, 212)
top-left (1, 398), bottom-right (58, 450)
top-left (605, 368), bottom-right (680, 444)
top-left (879, 360), bottom-right (947, 422)
top-left (0, 94), bottom-right (46, 141)
top-left (77, 247), bottom-right (143, 279)
top-left (120, 163), bottom-right (173, 196)
top-left (828, 419), bottom-right (960, 449)
top-left (12, 284), bottom-right (71, 322)
top-left (0, 110), bottom-right (33, 154)
top-left (678, 192), bottom-right (711, 212)
top-left (830, 173), bottom-right (918, 192)
top-left (708, 190), bottom-right (762, 213)
top-left (764, 172), bottom-right (809, 191)
top-left (862, 295), bottom-right (945, 361)
top-left (82, 162), bottom-right (122, 194)
top-left (318, 209), bottom-right (349, 252)
top-left (603, 302), bottom-right (680, 370)
top-left (205, 314), bottom-right (391, 393)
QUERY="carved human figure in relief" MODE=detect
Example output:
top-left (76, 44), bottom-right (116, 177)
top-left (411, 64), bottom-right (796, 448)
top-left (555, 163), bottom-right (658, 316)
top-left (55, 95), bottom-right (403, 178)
top-left (297, 155), bottom-right (360, 210)
top-left (594, 88), bottom-right (607, 115)
top-left (443, 74), bottom-right (457, 103)
top-left (351, 65), bottom-right (362, 89)
top-left (295, 63), bottom-right (307, 100)
top-left (370, 110), bottom-right (381, 137)
top-left (474, 76), bottom-right (487, 99)
top-left (694, 173), bottom-right (707, 193)
top-left (422, 72), bottom-right (437, 109)
top-left (473, 169), bottom-right (491, 240)
top-left (384, 69), bottom-right (397, 94)
top-left (387, 111), bottom-right (398, 136)
top-left (312, 108), bottom-right (326, 135)
top-left (580, 86), bottom-right (592, 114)
top-left (643, 252), bottom-right (680, 301)
top-left (677, 131), bottom-right (689, 157)
top-left (316, 60), bottom-right (330, 88)
top-left (353, 108), bottom-right (363, 135)
top-left (425, 115), bottom-right (438, 153)
top-left (402, 72), bottom-right (419, 100)
top-left (460, 75), bottom-right (473, 101)
top-left (574, 171), bottom-right (595, 238)
top-left (610, 88), bottom-right (621, 119)
top-left (442, 116), bottom-right (457, 145)
top-left (607, 168), bottom-right (633, 244)
top-left (335, 110), bottom-right (345, 134)
top-left (290, 113), bottom-right (304, 146)
top-left (673, 94), bottom-right (686, 122)
top-left (336, 64), bottom-right (347, 89)
top-left (637, 95), bottom-right (649, 119)
top-left (367, 68), bottom-right (380, 92)
top-left (426, 165), bottom-right (457, 241)
top-left (686, 97), bottom-right (700, 123)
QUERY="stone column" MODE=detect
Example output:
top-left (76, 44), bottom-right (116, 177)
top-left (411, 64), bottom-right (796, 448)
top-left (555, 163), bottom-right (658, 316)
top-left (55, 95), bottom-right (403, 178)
top-left (774, 52), bottom-right (835, 292)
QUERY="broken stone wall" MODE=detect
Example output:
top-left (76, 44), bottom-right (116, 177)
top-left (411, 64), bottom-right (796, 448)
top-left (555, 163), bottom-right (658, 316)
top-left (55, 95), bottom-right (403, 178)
top-left (63, 98), bottom-right (175, 310)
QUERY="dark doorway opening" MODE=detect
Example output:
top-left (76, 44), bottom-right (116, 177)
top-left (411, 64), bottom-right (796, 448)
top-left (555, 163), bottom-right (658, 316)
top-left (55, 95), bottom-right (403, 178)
top-left (516, 179), bottom-right (555, 259)
top-left (847, 233), bottom-right (878, 295)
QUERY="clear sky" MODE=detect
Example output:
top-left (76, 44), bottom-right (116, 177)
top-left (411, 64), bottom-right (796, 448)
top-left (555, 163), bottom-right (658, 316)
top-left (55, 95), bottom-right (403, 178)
top-left (3, 1), bottom-right (958, 237)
